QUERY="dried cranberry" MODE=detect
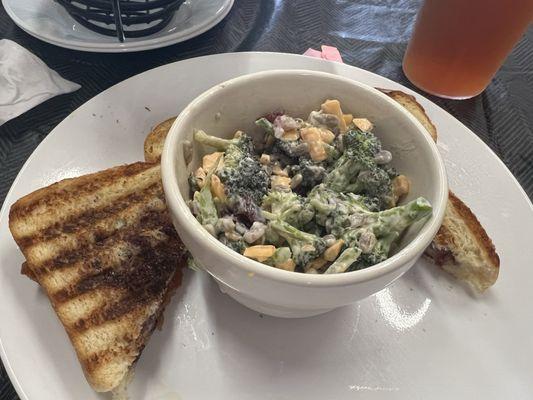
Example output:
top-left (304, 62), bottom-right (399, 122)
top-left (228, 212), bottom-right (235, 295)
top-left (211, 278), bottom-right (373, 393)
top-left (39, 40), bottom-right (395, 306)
top-left (232, 195), bottom-right (265, 227)
top-left (262, 110), bottom-right (285, 123)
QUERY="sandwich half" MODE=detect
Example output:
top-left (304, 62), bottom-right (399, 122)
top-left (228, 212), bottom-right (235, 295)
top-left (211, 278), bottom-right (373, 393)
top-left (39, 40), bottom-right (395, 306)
top-left (425, 191), bottom-right (499, 291)
top-left (380, 89), bottom-right (499, 291)
top-left (9, 162), bottom-right (187, 392)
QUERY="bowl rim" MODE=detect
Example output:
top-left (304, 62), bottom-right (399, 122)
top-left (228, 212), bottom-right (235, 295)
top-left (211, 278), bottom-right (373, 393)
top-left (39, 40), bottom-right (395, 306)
top-left (161, 69), bottom-right (448, 288)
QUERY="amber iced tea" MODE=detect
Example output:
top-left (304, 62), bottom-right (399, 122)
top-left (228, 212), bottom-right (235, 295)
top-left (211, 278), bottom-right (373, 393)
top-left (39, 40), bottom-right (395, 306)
top-left (403, 0), bottom-right (533, 99)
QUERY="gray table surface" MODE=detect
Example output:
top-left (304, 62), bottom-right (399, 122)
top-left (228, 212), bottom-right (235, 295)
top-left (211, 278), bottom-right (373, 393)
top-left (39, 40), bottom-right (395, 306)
top-left (0, 0), bottom-right (532, 398)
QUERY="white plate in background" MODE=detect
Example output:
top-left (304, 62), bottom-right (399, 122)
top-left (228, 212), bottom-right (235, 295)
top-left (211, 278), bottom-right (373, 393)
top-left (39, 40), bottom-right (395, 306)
top-left (2, 0), bottom-right (234, 52)
top-left (0, 52), bottom-right (531, 399)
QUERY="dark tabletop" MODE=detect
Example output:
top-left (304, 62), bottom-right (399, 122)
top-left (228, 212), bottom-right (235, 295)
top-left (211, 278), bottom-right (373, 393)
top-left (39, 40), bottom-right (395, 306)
top-left (1, 0), bottom-right (532, 398)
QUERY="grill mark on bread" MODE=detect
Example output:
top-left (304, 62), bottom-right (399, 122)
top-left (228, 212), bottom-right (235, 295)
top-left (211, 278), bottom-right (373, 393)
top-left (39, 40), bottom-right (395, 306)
top-left (42, 225), bottom-right (171, 296)
top-left (52, 223), bottom-right (180, 304)
top-left (72, 302), bottom-right (160, 370)
top-left (24, 193), bottom-right (167, 268)
top-left (34, 209), bottom-right (171, 281)
top-left (79, 282), bottom-right (181, 376)
top-left (74, 238), bottom-right (180, 297)
top-left (17, 183), bottom-right (163, 248)
top-left (9, 163), bottom-right (160, 239)
top-left (80, 308), bottom-right (160, 375)
top-left (72, 263), bottom-right (183, 334)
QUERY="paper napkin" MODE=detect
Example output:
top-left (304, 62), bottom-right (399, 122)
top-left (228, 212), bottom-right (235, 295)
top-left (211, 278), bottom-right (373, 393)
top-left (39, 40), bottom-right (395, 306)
top-left (0, 39), bottom-right (81, 126)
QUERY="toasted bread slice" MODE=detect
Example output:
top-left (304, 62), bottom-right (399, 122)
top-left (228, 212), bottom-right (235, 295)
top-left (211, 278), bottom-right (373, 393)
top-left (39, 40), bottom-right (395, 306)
top-left (425, 192), bottom-right (499, 291)
top-left (378, 89), bottom-right (438, 142)
top-left (9, 162), bottom-right (187, 392)
top-left (144, 117), bottom-right (176, 163)
top-left (375, 89), bottom-right (499, 290)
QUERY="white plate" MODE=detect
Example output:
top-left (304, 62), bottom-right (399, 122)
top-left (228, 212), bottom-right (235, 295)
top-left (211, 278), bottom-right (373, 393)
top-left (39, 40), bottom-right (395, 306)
top-left (2, 0), bottom-right (233, 52)
top-left (1, 52), bottom-right (532, 400)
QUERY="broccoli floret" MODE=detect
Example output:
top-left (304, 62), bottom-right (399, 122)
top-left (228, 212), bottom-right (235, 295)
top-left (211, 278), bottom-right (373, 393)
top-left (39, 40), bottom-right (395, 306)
top-left (220, 155), bottom-right (269, 205)
top-left (342, 128), bottom-right (381, 156)
top-left (308, 185), bottom-right (432, 271)
top-left (323, 142), bottom-right (341, 164)
top-left (262, 190), bottom-right (314, 228)
top-left (263, 247), bottom-right (292, 267)
top-left (255, 117), bottom-right (274, 135)
top-left (194, 129), bottom-right (254, 171)
top-left (270, 139), bottom-right (309, 166)
top-left (324, 248), bottom-right (362, 274)
top-left (194, 130), bottom-right (269, 222)
top-left (324, 129), bottom-right (396, 209)
top-left (194, 129), bottom-right (252, 155)
top-left (380, 163), bottom-right (399, 180)
top-left (325, 129), bottom-right (380, 191)
top-left (324, 151), bottom-right (373, 193)
top-left (269, 219), bottom-right (326, 268)
top-left (352, 232), bottom-right (398, 270)
top-left (344, 198), bottom-right (432, 270)
top-left (347, 168), bottom-right (394, 210)
top-left (290, 159), bottom-right (327, 195)
top-left (333, 196), bottom-right (431, 244)
top-left (301, 219), bottom-right (326, 238)
top-left (308, 185), bottom-right (369, 228)
top-left (372, 197), bottom-right (432, 236)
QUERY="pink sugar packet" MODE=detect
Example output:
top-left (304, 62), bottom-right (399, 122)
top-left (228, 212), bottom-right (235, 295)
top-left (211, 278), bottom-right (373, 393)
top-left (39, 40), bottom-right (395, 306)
top-left (302, 48), bottom-right (323, 58)
top-left (303, 45), bottom-right (343, 63)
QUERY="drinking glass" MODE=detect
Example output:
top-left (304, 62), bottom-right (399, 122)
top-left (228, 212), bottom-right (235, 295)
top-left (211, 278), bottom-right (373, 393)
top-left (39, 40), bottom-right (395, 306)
top-left (403, 0), bottom-right (533, 99)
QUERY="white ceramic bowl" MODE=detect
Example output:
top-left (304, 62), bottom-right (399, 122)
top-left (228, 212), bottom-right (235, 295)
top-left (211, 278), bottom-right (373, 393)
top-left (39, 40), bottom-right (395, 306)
top-left (161, 70), bottom-right (448, 318)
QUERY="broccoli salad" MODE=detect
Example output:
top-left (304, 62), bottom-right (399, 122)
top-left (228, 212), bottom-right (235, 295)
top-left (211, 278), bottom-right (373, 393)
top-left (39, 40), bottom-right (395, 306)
top-left (188, 99), bottom-right (432, 274)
